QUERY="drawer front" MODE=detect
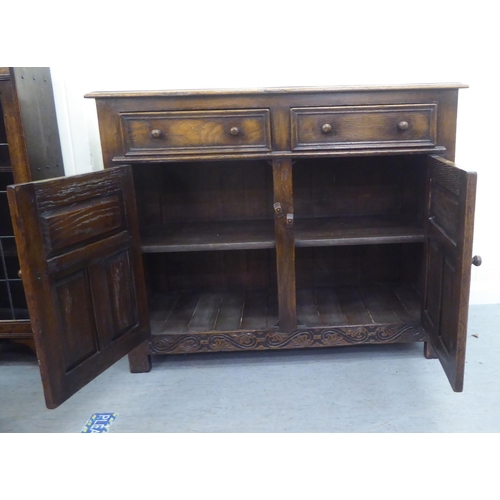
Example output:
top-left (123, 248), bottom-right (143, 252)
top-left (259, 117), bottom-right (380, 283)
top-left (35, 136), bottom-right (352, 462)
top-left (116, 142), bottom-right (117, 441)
top-left (291, 104), bottom-right (437, 151)
top-left (121, 109), bottom-right (271, 156)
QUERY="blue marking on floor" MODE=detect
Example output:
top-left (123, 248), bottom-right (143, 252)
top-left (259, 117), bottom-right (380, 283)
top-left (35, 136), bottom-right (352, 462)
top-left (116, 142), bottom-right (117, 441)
top-left (81, 413), bottom-right (118, 433)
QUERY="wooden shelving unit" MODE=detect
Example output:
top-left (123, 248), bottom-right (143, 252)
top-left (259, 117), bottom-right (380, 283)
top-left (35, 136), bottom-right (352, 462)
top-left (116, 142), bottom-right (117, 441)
top-left (0, 68), bottom-right (65, 342)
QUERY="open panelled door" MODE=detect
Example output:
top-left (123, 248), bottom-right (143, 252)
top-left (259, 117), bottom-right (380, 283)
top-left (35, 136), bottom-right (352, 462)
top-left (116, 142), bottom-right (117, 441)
top-left (7, 166), bottom-right (150, 408)
top-left (423, 156), bottom-right (477, 392)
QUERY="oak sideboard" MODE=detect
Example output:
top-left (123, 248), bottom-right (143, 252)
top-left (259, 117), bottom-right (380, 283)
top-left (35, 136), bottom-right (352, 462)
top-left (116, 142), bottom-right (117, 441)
top-left (7, 84), bottom-right (480, 408)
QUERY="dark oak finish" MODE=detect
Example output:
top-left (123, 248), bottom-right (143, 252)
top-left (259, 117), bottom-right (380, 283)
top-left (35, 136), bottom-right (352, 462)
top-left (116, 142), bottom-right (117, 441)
top-left (121, 109), bottom-right (272, 156)
top-left (9, 84), bottom-right (477, 406)
top-left (141, 220), bottom-right (276, 252)
top-left (291, 104), bottom-right (437, 151)
top-left (86, 84), bottom-right (475, 393)
top-left (422, 156), bottom-right (477, 391)
top-left (294, 217), bottom-right (424, 246)
top-left (273, 158), bottom-right (296, 331)
top-left (0, 68), bottom-right (65, 342)
top-left (7, 167), bottom-right (150, 408)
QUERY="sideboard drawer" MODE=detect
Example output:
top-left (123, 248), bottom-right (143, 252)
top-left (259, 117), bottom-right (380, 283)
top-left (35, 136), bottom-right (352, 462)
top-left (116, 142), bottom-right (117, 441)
top-left (121, 109), bottom-right (272, 156)
top-left (291, 104), bottom-right (437, 151)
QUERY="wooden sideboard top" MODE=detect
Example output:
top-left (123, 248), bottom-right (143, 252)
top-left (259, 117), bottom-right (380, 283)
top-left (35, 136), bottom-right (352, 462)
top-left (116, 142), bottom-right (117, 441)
top-left (85, 83), bottom-right (468, 99)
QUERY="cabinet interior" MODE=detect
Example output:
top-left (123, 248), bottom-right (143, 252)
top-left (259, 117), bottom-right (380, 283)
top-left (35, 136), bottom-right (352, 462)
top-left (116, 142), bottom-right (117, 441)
top-left (133, 160), bottom-right (278, 334)
top-left (132, 155), bottom-right (426, 334)
top-left (293, 156), bottom-right (424, 328)
top-left (0, 110), bottom-right (11, 168)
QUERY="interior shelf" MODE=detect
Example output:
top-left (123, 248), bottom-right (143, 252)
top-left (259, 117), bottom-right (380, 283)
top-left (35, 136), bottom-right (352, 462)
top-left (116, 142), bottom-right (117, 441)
top-left (0, 142), bottom-right (11, 171)
top-left (141, 219), bottom-right (275, 252)
top-left (0, 308), bottom-right (29, 321)
top-left (140, 216), bottom-right (423, 252)
top-left (295, 216), bottom-right (424, 247)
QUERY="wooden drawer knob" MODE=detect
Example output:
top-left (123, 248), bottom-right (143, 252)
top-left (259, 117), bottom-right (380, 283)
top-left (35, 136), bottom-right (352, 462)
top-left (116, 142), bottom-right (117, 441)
top-left (230, 127), bottom-right (240, 136)
top-left (18, 269), bottom-right (22, 279)
top-left (398, 121), bottom-right (409, 131)
top-left (472, 255), bottom-right (482, 266)
top-left (150, 129), bottom-right (162, 138)
top-left (321, 123), bottom-right (332, 134)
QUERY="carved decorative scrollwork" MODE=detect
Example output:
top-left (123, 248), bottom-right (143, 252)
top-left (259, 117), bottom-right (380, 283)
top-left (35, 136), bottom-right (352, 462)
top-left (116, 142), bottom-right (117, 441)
top-left (321, 327), bottom-right (370, 346)
top-left (208, 333), bottom-right (258, 351)
top-left (374, 324), bottom-right (415, 342)
top-left (148, 323), bottom-right (426, 355)
top-left (150, 335), bottom-right (201, 353)
top-left (267, 330), bottom-right (315, 348)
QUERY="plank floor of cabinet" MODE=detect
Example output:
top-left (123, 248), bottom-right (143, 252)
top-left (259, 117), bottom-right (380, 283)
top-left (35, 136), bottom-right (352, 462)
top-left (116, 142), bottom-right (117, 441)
top-left (148, 283), bottom-right (420, 335)
top-left (149, 289), bottom-right (279, 334)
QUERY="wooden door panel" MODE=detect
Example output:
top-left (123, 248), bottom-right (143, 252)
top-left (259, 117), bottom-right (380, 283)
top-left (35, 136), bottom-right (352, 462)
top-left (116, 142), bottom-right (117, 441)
top-left (40, 193), bottom-right (124, 256)
top-left (105, 249), bottom-right (139, 337)
top-left (7, 166), bottom-right (149, 408)
top-left (423, 156), bottom-right (476, 392)
top-left (56, 270), bottom-right (99, 371)
top-left (424, 240), bottom-right (443, 331)
top-left (440, 257), bottom-right (458, 352)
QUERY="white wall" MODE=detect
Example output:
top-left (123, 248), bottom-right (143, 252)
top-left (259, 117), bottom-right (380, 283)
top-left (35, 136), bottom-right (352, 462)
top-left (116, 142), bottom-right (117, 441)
top-left (11, 0), bottom-right (498, 304)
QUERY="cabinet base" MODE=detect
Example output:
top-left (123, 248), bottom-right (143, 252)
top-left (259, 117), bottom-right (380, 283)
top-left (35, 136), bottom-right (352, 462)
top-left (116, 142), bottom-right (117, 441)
top-left (128, 340), bottom-right (152, 373)
top-left (145, 323), bottom-right (425, 357)
top-left (423, 341), bottom-right (438, 359)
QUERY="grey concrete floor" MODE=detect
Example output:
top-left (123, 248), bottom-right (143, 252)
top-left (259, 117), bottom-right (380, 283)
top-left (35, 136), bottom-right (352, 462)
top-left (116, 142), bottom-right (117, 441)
top-left (1, 304), bottom-right (499, 432)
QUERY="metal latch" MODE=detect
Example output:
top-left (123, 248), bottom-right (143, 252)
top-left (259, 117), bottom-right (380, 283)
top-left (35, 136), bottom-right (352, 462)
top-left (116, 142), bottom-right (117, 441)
top-left (274, 202), bottom-right (293, 227)
top-left (273, 202), bottom-right (284, 218)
